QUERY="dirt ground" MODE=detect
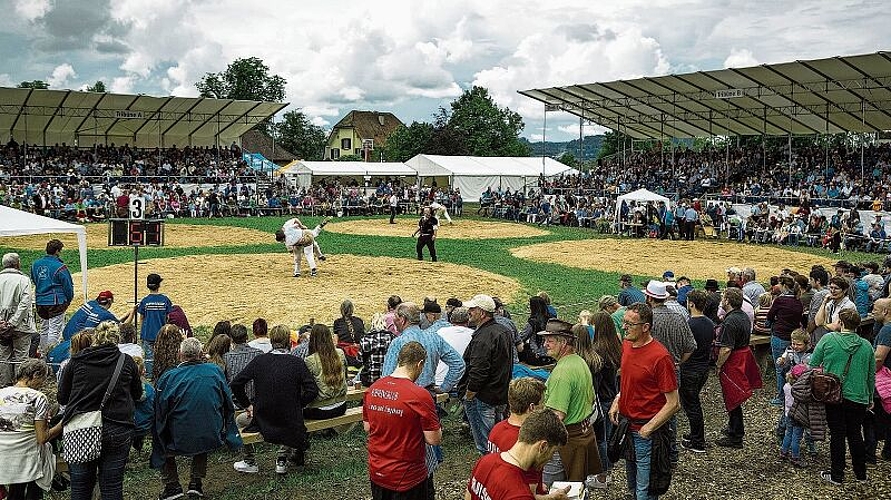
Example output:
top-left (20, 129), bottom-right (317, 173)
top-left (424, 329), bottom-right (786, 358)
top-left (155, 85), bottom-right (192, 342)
top-left (1, 223), bottom-right (271, 250)
top-left (71, 253), bottom-right (521, 327)
top-left (510, 238), bottom-right (836, 281)
top-left (326, 218), bottom-right (549, 239)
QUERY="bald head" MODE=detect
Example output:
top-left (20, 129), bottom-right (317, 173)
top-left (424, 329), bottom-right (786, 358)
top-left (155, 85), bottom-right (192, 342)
top-left (874, 298), bottom-right (891, 323)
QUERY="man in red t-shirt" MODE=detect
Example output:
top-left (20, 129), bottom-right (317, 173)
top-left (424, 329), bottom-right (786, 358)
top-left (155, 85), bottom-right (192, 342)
top-left (364, 341), bottom-right (441, 500)
top-left (467, 410), bottom-right (569, 500)
top-left (609, 303), bottom-right (680, 500)
top-left (487, 377), bottom-right (547, 496)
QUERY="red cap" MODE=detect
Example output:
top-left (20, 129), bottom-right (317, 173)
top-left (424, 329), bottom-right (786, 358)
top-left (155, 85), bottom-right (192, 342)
top-left (96, 290), bottom-right (114, 303)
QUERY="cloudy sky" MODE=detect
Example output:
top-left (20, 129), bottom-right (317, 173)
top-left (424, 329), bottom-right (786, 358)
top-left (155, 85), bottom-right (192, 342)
top-left (2, 0), bottom-right (890, 142)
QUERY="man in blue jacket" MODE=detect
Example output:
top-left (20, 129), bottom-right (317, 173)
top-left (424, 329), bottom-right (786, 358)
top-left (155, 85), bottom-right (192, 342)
top-left (30, 239), bottom-right (74, 353)
top-left (62, 290), bottom-right (136, 341)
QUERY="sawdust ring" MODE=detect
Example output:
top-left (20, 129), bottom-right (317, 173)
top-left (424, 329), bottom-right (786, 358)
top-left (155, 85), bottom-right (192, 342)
top-left (325, 218), bottom-right (549, 239)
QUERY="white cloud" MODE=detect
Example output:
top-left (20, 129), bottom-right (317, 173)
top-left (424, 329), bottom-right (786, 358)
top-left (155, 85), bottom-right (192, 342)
top-left (14, 0), bottom-right (50, 21)
top-left (110, 75), bottom-right (136, 93)
top-left (557, 123), bottom-right (610, 136)
top-left (0, 74), bottom-right (13, 87)
top-left (723, 48), bottom-right (758, 68)
top-left (47, 63), bottom-right (77, 88)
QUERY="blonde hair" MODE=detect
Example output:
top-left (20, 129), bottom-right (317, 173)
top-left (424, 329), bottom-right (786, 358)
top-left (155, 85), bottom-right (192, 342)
top-left (757, 292), bottom-right (773, 308)
top-left (94, 321), bottom-right (121, 345)
top-left (370, 312), bottom-right (387, 331)
top-left (578, 310), bottom-right (593, 325)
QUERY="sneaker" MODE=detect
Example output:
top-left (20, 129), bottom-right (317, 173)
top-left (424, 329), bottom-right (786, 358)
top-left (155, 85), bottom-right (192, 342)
top-left (789, 457), bottom-right (807, 468)
top-left (159, 485), bottom-right (184, 500)
top-left (680, 438), bottom-right (706, 453)
top-left (276, 459), bottom-right (288, 475)
top-left (310, 269), bottom-right (318, 277)
top-left (293, 273), bottom-right (301, 278)
top-left (233, 460), bottom-right (259, 473)
top-left (715, 437), bottom-right (743, 449)
top-left (820, 470), bottom-right (842, 486)
top-left (186, 480), bottom-right (204, 498)
top-left (778, 450), bottom-right (789, 461)
top-left (318, 254), bottom-right (327, 261)
top-left (586, 473), bottom-right (610, 490)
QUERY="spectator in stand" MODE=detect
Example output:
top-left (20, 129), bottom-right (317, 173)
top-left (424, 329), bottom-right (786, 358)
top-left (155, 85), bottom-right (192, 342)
top-left (303, 324), bottom-right (348, 420)
top-left (767, 276), bottom-right (805, 405)
top-left (618, 275), bottom-right (646, 307)
top-left (31, 239), bottom-right (74, 353)
top-left (810, 309), bottom-right (875, 486)
top-left (0, 252), bottom-right (36, 387)
top-left (137, 273), bottom-right (172, 377)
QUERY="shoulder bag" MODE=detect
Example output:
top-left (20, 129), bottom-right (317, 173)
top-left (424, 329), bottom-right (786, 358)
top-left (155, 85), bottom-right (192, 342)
top-left (63, 354), bottom-right (126, 463)
top-left (811, 347), bottom-right (855, 405)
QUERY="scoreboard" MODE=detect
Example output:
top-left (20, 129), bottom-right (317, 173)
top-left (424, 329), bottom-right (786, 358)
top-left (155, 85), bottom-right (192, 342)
top-left (108, 219), bottom-right (165, 247)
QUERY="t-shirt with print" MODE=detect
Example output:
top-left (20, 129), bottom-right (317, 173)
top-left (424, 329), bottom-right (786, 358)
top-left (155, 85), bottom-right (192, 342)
top-left (137, 293), bottom-right (172, 342)
top-left (0, 386), bottom-right (49, 485)
top-left (875, 323), bottom-right (891, 370)
top-left (467, 452), bottom-right (535, 500)
top-left (487, 420), bottom-right (544, 495)
top-left (363, 376), bottom-right (440, 492)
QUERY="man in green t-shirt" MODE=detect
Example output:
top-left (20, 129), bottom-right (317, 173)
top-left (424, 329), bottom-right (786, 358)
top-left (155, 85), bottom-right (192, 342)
top-left (539, 319), bottom-right (602, 483)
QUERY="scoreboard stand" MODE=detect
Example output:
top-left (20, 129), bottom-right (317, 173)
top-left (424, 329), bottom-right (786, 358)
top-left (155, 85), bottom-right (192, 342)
top-left (107, 218), bottom-right (165, 305)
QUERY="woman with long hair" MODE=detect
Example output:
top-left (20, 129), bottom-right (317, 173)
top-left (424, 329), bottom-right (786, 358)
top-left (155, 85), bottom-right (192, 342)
top-left (303, 324), bottom-right (348, 420)
top-left (519, 296), bottom-right (553, 366)
top-left (333, 299), bottom-right (365, 345)
top-left (206, 334), bottom-right (231, 372)
top-left (152, 324), bottom-right (184, 382)
top-left (589, 312), bottom-right (623, 473)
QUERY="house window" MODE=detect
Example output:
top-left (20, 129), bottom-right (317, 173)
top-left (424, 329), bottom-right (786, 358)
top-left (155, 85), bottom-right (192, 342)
top-left (341, 138), bottom-right (351, 150)
top-left (331, 148), bottom-right (340, 159)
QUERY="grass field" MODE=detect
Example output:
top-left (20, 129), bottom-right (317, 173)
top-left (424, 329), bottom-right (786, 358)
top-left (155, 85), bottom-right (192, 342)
top-left (2, 213), bottom-right (889, 500)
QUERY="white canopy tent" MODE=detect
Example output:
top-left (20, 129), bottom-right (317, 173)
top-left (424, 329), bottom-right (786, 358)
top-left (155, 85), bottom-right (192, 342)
top-left (614, 189), bottom-right (671, 223)
top-left (405, 155), bottom-right (579, 199)
top-left (279, 161), bottom-right (418, 189)
top-left (0, 205), bottom-right (88, 301)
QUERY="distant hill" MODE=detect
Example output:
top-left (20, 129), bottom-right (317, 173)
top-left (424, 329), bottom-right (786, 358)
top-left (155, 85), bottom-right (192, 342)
top-left (523, 135), bottom-right (604, 160)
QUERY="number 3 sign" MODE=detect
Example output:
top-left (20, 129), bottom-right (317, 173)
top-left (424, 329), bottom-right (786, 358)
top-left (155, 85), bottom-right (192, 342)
top-left (129, 195), bottom-right (145, 219)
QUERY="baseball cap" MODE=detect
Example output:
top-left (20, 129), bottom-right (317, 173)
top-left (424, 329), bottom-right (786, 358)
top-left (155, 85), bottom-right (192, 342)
top-left (536, 318), bottom-right (575, 339)
top-left (96, 290), bottom-right (114, 304)
top-left (464, 294), bottom-right (496, 313)
top-left (643, 280), bottom-right (668, 300)
top-left (423, 302), bottom-right (442, 314)
top-left (147, 273), bottom-right (163, 286)
top-left (662, 270), bottom-right (675, 281)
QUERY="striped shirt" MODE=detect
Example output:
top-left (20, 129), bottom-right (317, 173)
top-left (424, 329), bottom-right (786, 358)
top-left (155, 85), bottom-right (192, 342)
top-left (651, 305), bottom-right (697, 364)
top-left (224, 343), bottom-right (262, 406)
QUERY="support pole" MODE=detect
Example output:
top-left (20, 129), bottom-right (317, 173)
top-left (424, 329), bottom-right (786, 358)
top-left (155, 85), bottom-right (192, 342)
top-left (541, 105), bottom-right (547, 178)
top-left (133, 245), bottom-right (139, 307)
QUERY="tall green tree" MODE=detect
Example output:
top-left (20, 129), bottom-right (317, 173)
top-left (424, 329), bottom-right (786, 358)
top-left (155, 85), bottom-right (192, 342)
top-left (381, 121), bottom-right (435, 162)
top-left (18, 80), bottom-right (49, 89)
top-left (85, 81), bottom-right (106, 92)
top-left (445, 86), bottom-right (529, 156)
top-left (196, 57), bottom-right (286, 102)
top-left (275, 110), bottom-right (326, 160)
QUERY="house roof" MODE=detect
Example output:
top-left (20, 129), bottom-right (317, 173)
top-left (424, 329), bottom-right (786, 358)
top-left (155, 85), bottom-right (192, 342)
top-left (329, 110), bottom-right (404, 147)
top-left (240, 129), bottom-right (296, 162)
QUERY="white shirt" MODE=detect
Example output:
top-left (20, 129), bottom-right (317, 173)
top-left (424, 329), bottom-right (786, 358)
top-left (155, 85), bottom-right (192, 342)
top-left (118, 343), bottom-right (145, 359)
top-left (249, 337), bottom-right (273, 353)
top-left (435, 325), bottom-right (474, 386)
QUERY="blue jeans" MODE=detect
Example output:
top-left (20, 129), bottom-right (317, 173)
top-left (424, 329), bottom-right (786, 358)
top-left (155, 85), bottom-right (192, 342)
top-left (781, 415), bottom-right (804, 458)
top-left (626, 431), bottom-right (658, 500)
top-left (464, 398), bottom-right (498, 455)
top-left (770, 336), bottom-right (791, 399)
top-left (142, 340), bottom-right (155, 380)
top-left (597, 400), bottom-right (613, 471)
top-left (69, 421), bottom-right (133, 500)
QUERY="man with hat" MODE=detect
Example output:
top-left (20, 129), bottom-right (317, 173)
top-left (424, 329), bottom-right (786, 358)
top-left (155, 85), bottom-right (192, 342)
top-left (62, 290), bottom-right (136, 341)
top-left (539, 319), bottom-right (603, 484)
top-left (618, 275), bottom-right (646, 307)
top-left (459, 294), bottom-right (513, 455)
top-left (598, 295), bottom-right (626, 338)
top-left (138, 273), bottom-right (173, 377)
top-left (726, 267), bottom-right (742, 288)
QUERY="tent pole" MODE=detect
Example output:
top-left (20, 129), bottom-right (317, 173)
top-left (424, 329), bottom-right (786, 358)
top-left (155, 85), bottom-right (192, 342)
top-left (541, 104), bottom-right (547, 177)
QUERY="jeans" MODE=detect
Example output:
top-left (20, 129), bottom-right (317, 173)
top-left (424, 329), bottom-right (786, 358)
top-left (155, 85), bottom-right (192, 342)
top-left (464, 398), bottom-right (499, 455)
top-left (625, 431), bottom-right (658, 500)
top-left (142, 340), bottom-right (155, 380)
top-left (825, 399), bottom-right (868, 482)
top-left (770, 336), bottom-right (791, 399)
top-left (596, 400), bottom-right (613, 471)
top-left (780, 415), bottom-right (804, 458)
top-left (679, 368), bottom-right (708, 446)
top-left (69, 421), bottom-right (133, 500)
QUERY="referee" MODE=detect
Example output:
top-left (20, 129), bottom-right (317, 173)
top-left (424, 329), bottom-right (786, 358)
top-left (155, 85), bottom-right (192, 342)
top-left (416, 206), bottom-right (438, 262)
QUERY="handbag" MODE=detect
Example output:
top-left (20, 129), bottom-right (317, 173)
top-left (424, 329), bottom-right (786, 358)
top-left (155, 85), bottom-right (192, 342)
top-left (811, 351), bottom-right (854, 405)
top-left (63, 354), bottom-right (126, 463)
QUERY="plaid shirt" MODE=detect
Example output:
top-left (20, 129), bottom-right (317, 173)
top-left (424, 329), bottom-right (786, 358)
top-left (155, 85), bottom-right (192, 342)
top-left (651, 305), bottom-right (697, 364)
top-left (223, 343), bottom-right (262, 406)
top-left (358, 329), bottom-right (394, 385)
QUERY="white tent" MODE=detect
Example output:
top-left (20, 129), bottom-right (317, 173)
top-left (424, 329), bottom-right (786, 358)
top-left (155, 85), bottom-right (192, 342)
top-left (279, 161), bottom-right (418, 189)
top-left (0, 205), bottom-right (88, 301)
top-left (405, 155), bottom-right (579, 199)
top-left (614, 189), bottom-right (671, 223)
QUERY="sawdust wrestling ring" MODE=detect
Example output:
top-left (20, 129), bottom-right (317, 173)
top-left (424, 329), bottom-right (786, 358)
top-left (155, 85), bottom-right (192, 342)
top-left (325, 218), bottom-right (549, 239)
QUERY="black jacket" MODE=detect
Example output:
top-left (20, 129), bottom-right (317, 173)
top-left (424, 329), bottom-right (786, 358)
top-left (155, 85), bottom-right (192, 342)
top-left (58, 343), bottom-right (143, 427)
top-left (458, 318), bottom-right (512, 406)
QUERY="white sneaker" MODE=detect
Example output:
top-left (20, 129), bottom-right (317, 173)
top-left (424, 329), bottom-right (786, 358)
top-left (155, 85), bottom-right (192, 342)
top-left (233, 460), bottom-right (259, 473)
top-left (275, 459), bottom-right (288, 474)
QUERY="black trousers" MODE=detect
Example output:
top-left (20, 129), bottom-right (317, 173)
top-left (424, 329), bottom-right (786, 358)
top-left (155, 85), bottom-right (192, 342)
top-left (371, 476), bottom-right (434, 500)
top-left (825, 399), bottom-right (868, 482)
top-left (680, 368), bottom-right (709, 445)
top-left (7, 481), bottom-right (43, 500)
top-left (727, 405), bottom-right (744, 440)
top-left (390, 205), bottom-right (397, 223)
top-left (416, 236), bottom-right (436, 261)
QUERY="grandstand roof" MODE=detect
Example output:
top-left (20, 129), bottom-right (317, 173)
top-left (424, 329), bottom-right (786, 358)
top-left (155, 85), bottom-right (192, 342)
top-left (519, 51), bottom-right (891, 139)
top-left (0, 87), bottom-right (287, 148)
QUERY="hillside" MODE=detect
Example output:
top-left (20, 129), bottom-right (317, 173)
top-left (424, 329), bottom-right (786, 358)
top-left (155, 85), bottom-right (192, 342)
top-left (523, 135), bottom-right (604, 160)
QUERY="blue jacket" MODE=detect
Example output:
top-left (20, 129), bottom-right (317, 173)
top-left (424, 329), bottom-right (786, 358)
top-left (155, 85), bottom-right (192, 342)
top-left (62, 300), bottom-right (118, 340)
top-left (30, 255), bottom-right (74, 306)
top-left (150, 362), bottom-right (241, 468)
top-left (853, 279), bottom-right (870, 317)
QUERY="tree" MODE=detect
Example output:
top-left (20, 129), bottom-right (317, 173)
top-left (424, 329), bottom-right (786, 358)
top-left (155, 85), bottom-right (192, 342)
top-left (558, 152), bottom-right (578, 169)
top-left (86, 81), bottom-right (106, 93)
top-left (275, 110), bottom-right (326, 160)
top-left (337, 154), bottom-right (362, 161)
top-left (381, 121), bottom-right (435, 162)
top-left (196, 57), bottom-right (286, 102)
top-left (445, 86), bottom-right (529, 157)
top-left (18, 80), bottom-right (49, 89)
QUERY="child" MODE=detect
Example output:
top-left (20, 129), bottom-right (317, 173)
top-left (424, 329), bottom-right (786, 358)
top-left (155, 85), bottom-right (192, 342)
top-left (753, 293), bottom-right (774, 336)
top-left (780, 364), bottom-right (809, 467)
top-left (776, 328), bottom-right (812, 368)
top-left (137, 273), bottom-right (172, 377)
top-left (131, 355), bottom-right (155, 452)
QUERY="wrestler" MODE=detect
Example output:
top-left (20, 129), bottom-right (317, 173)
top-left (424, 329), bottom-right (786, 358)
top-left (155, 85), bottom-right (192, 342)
top-left (275, 217), bottom-right (330, 277)
top-left (428, 200), bottom-right (453, 224)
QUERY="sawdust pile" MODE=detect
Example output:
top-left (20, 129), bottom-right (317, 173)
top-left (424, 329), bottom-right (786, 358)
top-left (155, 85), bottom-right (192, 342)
top-left (72, 253), bottom-right (521, 327)
top-left (326, 218), bottom-right (549, 239)
top-left (510, 238), bottom-right (835, 281)
top-left (2, 223), bottom-right (271, 250)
